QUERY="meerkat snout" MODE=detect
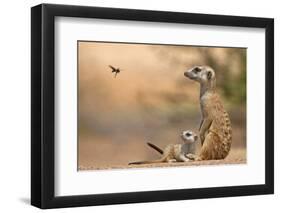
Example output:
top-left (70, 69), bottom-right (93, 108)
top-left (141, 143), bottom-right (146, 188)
top-left (181, 130), bottom-right (198, 144)
top-left (184, 66), bottom-right (202, 80)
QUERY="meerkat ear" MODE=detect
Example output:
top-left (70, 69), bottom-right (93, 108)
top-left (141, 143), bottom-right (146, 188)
top-left (207, 71), bottom-right (212, 80)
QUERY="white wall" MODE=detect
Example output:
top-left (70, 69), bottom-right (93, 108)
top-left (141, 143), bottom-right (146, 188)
top-left (0, 0), bottom-right (279, 212)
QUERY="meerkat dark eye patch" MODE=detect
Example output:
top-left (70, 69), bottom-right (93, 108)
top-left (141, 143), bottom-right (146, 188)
top-left (193, 67), bottom-right (201, 73)
top-left (207, 71), bottom-right (212, 80)
top-left (185, 132), bottom-right (191, 137)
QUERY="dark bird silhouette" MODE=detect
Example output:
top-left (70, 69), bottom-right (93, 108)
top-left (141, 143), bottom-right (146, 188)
top-left (109, 65), bottom-right (121, 78)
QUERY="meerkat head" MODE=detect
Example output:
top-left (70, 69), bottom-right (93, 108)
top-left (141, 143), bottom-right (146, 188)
top-left (184, 66), bottom-right (216, 85)
top-left (181, 130), bottom-right (198, 144)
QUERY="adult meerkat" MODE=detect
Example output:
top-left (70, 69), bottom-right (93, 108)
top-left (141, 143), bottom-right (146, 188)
top-left (184, 66), bottom-right (232, 160)
top-left (129, 130), bottom-right (198, 165)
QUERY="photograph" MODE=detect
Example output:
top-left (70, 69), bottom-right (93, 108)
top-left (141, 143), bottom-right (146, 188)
top-left (77, 41), bottom-right (247, 171)
top-left (30, 3), bottom-right (274, 209)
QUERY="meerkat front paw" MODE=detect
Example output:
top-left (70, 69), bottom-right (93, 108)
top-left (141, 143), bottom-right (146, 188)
top-left (186, 153), bottom-right (196, 160)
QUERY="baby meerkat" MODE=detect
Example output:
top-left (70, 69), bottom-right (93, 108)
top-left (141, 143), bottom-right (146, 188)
top-left (129, 130), bottom-right (198, 165)
top-left (184, 66), bottom-right (232, 160)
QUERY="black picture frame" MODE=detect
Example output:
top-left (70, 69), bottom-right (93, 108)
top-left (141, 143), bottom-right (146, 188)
top-left (31, 3), bottom-right (274, 209)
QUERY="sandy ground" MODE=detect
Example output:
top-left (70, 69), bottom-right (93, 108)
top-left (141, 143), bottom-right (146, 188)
top-left (79, 148), bottom-right (246, 171)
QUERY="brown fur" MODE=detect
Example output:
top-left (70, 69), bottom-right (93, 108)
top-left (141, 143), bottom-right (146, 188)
top-left (184, 66), bottom-right (232, 160)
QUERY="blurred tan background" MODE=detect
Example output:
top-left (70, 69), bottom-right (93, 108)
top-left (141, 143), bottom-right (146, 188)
top-left (78, 41), bottom-right (246, 170)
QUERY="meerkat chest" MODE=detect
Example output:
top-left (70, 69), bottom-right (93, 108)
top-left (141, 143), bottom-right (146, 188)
top-left (200, 93), bottom-right (213, 116)
top-left (172, 144), bottom-right (194, 156)
top-left (181, 143), bottom-right (195, 154)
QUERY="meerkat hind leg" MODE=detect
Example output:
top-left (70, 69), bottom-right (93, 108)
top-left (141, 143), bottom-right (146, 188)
top-left (198, 132), bottom-right (221, 160)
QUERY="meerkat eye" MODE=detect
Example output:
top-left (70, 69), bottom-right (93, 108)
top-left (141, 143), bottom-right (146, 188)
top-left (185, 132), bottom-right (191, 137)
top-left (193, 67), bottom-right (201, 73)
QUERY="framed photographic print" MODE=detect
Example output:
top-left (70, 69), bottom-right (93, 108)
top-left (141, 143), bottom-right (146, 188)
top-left (31, 3), bottom-right (274, 209)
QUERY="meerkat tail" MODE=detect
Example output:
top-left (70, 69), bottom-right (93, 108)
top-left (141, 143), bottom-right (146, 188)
top-left (146, 142), bottom-right (163, 154)
top-left (128, 159), bottom-right (163, 165)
